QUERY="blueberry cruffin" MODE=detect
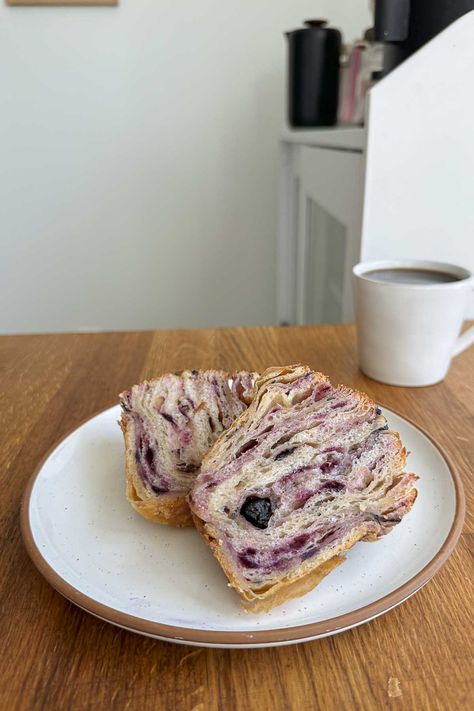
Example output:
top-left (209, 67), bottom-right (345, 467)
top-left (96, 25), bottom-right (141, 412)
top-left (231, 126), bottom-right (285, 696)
top-left (119, 370), bottom-right (256, 527)
top-left (189, 365), bottom-right (418, 612)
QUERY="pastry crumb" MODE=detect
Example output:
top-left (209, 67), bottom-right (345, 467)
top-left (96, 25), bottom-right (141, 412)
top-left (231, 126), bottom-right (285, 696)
top-left (388, 677), bottom-right (402, 698)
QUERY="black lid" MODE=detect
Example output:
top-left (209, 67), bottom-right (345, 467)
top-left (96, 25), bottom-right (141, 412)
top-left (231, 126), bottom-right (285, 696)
top-left (304, 19), bottom-right (328, 28)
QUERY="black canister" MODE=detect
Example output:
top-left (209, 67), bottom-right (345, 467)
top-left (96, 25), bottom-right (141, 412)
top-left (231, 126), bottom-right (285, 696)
top-left (374, 0), bottom-right (474, 74)
top-left (286, 20), bottom-right (342, 128)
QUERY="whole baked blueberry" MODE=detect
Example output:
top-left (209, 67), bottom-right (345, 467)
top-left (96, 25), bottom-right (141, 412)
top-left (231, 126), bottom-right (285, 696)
top-left (240, 496), bottom-right (273, 529)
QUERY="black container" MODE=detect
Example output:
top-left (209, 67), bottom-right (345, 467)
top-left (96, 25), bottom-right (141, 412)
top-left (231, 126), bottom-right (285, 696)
top-left (404, 0), bottom-right (474, 55)
top-left (286, 20), bottom-right (342, 128)
top-left (374, 0), bottom-right (474, 74)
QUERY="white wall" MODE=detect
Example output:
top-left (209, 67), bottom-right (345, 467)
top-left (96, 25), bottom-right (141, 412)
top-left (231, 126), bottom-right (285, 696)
top-left (0, 0), bottom-right (370, 334)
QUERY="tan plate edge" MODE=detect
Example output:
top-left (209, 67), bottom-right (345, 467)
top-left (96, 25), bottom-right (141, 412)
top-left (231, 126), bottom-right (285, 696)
top-left (20, 402), bottom-right (466, 646)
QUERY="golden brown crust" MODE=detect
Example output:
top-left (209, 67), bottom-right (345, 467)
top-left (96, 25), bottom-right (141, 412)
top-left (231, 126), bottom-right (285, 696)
top-left (191, 512), bottom-right (361, 612)
top-left (120, 415), bottom-right (193, 528)
top-left (126, 478), bottom-right (193, 527)
top-left (243, 557), bottom-right (345, 613)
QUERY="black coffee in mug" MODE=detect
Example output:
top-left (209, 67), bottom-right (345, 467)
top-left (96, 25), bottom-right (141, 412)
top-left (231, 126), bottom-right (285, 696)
top-left (364, 268), bottom-right (461, 286)
top-left (353, 259), bottom-right (474, 386)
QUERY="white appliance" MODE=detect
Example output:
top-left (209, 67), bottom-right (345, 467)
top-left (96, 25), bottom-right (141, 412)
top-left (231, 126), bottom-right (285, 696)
top-left (277, 11), bottom-right (474, 325)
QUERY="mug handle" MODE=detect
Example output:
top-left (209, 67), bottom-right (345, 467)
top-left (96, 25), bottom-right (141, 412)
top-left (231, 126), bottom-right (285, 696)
top-left (453, 281), bottom-right (474, 356)
top-left (453, 325), bottom-right (474, 356)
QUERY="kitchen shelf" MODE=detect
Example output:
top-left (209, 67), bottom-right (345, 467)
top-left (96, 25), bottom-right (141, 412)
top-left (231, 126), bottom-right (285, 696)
top-left (281, 125), bottom-right (366, 152)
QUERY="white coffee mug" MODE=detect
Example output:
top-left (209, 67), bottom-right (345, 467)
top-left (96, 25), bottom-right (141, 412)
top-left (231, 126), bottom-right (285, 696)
top-left (352, 259), bottom-right (474, 386)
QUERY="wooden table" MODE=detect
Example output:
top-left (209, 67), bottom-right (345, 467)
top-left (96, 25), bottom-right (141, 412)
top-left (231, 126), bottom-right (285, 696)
top-left (1, 325), bottom-right (472, 711)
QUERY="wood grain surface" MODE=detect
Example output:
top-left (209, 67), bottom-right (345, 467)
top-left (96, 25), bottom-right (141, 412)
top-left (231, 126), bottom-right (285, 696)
top-left (0, 325), bottom-right (472, 711)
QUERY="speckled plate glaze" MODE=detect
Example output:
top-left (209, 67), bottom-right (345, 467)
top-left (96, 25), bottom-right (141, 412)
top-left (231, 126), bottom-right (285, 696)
top-left (21, 405), bottom-right (464, 648)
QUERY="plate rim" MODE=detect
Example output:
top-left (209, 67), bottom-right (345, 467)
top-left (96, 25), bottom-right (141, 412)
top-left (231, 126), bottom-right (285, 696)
top-left (21, 401), bottom-right (466, 646)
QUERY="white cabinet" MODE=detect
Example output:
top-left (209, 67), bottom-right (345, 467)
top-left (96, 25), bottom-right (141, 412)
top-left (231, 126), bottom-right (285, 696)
top-left (278, 135), bottom-right (365, 325)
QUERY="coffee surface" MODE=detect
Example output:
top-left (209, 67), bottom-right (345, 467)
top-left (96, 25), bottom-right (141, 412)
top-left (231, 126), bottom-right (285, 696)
top-left (364, 268), bottom-right (460, 285)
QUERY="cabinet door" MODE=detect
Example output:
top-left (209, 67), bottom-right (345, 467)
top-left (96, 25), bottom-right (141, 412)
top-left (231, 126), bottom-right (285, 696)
top-left (279, 144), bottom-right (365, 325)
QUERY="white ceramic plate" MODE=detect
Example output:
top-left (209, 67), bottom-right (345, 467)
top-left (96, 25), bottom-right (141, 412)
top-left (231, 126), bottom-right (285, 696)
top-left (22, 405), bottom-right (464, 648)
